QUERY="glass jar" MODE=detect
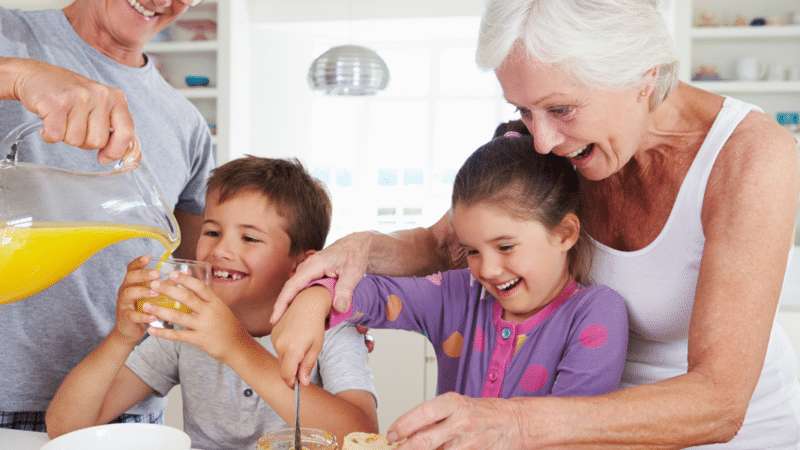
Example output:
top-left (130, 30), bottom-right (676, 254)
top-left (257, 428), bottom-right (337, 450)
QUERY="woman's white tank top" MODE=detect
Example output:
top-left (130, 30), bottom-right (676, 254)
top-left (591, 97), bottom-right (800, 448)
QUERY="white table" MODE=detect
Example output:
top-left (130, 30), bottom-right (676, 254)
top-left (0, 426), bottom-right (203, 449)
top-left (0, 428), bottom-right (50, 450)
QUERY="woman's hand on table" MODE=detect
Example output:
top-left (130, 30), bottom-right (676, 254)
top-left (387, 392), bottom-right (526, 450)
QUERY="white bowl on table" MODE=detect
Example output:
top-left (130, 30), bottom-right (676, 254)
top-left (41, 423), bottom-right (191, 450)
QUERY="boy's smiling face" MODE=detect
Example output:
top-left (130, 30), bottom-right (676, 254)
top-left (197, 190), bottom-right (305, 317)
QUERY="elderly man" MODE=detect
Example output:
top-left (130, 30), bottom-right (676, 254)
top-left (0, 0), bottom-right (214, 430)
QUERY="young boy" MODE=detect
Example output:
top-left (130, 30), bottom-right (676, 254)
top-left (46, 157), bottom-right (379, 450)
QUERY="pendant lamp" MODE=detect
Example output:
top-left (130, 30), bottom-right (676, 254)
top-left (307, 44), bottom-right (390, 96)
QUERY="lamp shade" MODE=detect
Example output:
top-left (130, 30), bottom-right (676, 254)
top-left (307, 45), bottom-right (390, 96)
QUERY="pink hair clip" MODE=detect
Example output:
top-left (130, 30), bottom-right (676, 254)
top-left (504, 131), bottom-right (523, 138)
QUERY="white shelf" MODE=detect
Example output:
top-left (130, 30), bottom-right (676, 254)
top-left (676, 1), bottom-right (800, 118)
top-left (691, 80), bottom-right (800, 93)
top-left (143, 40), bottom-right (219, 53)
top-left (692, 25), bottom-right (800, 40)
top-left (176, 87), bottom-right (219, 99)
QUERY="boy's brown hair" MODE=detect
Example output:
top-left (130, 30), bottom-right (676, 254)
top-left (205, 156), bottom-right (332, 255)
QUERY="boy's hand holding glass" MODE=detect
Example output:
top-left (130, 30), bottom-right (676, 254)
top-left (272, 285), bottom-right (332, 388)
top-left (136, 258), bottom-right (211, 329)
top-left (115, 255), bottom-right (163, 343)
top-left (142, 266), bottom-right (252, 364)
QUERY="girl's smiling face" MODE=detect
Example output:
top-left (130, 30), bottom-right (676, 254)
top-left (494, 47), bottom-right (653, 181)
top-left (196, 190), bottom-right (304, 314)
top-left (452, 201), bottom-right (578, 323)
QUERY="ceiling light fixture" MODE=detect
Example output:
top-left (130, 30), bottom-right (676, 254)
top-left (307, 44), bottom-right (390, 96)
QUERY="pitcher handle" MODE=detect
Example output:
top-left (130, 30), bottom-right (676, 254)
top-left (0, 118), bottom-right (44, 164)
top-left (0, 119), bottom-right (132, 169)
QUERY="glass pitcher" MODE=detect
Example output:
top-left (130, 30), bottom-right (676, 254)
top-left (0, 119), bottom-right (181, 305)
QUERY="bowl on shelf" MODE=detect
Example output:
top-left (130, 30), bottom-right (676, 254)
top-left (176, 18), bottom-right (217, 41)
top-left (185, 76), bottom-right (210, 87)
top-left (41, 423), bottom-right (191, 450)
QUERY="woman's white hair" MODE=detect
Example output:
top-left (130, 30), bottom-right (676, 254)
top-left (477, 0), bottom-right (679, 109)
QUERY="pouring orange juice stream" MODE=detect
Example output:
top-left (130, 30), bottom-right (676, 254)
top-left (0, 223), bottom-right (179, 305)
top-left (0, 118), bottom-right (184, 308)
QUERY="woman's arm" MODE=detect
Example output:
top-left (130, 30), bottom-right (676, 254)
top-left (272, 211), bottom-right (463, 324)
top-left (388, 113), bottom-right (800, 449)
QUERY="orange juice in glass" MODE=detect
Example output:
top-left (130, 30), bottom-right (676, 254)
top-left (136, 258), bottom-right (211, 328)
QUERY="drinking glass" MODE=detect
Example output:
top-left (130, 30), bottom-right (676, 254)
top-left (136, 258), bottom-right (211, 329)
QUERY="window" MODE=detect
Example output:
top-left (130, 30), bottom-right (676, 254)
top-left (249, 17), bottom-right (518, 244)
top-left (304, 32), bottom-right (516, 242)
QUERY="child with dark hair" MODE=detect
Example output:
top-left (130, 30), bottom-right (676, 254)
top-left (273, 135), bottom-right (628, 401)
top-left (47, 156), bottom-right (378, 450)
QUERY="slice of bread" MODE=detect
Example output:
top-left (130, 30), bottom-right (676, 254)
top-left (342, 432), bottom-right (400, 450)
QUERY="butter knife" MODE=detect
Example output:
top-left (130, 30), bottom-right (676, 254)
top-left (294, 378), bottom-right (301, 450)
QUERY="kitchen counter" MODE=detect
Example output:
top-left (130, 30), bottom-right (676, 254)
top-left (0, 427), bottom-right (203, 449)
top-left (0, 428), bottom-right (49, 450)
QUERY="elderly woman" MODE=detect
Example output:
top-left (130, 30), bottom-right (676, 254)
top-left (0, 0), bottom-right (213, 430)
top-left (273, 0), bottom-right (800, 448)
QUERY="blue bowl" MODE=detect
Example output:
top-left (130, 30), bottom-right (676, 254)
top-left (185, 76), bottom-right (210, 87)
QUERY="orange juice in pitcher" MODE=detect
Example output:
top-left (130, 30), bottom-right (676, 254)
top-left (0, 119), bottom-right (181, 305)
top-left (0, 222), bottom-right (179, 305)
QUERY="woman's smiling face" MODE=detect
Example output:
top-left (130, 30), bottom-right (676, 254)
top-left (495, 47), bottom-right (652, 181)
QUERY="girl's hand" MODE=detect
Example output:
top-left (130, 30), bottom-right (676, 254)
top-left (272, 286), bottom-right (331, 387)
top-left (115, 255), bottom-right (161, 343)
top-left (143, 271), bottom-right (249, 364)
top-left (388, 393), bottom-right (526, 450)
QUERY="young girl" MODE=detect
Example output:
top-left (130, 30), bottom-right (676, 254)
top-left (273, 134), bottom-right (628, 400)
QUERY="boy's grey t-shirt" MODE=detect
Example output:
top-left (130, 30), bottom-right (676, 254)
top-left (0, 8), bottom-right (214, 413)
top-left (125, 323), bottom-right (377, 450)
